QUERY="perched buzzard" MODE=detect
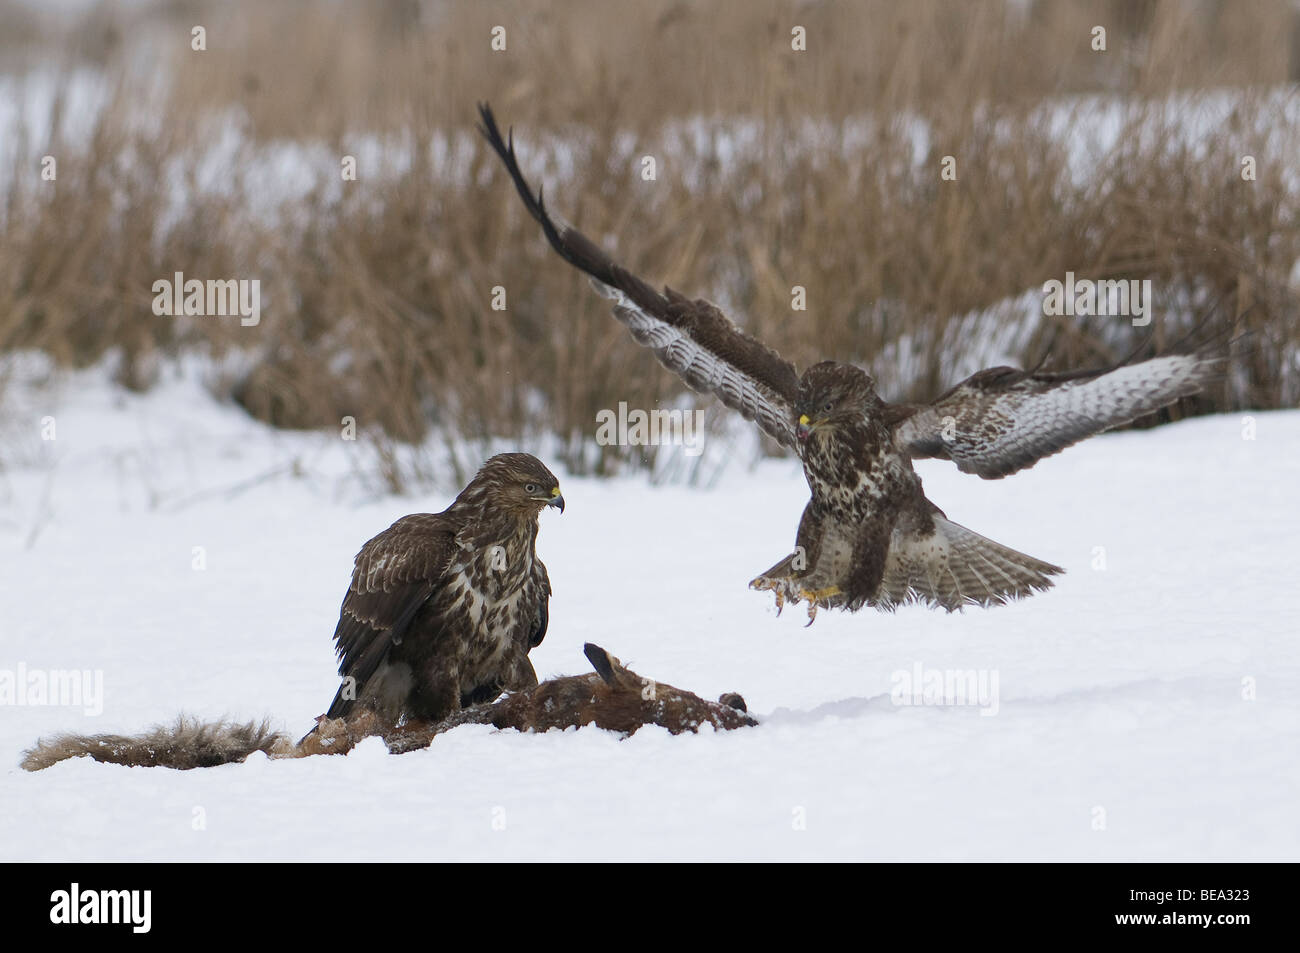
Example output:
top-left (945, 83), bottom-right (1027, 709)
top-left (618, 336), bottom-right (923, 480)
top-left (478, 105), bottom-right (1222, 621)
top-left (324, 452), bottom-right (563, 722)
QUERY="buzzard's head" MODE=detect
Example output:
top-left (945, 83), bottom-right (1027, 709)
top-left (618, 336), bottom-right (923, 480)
top-left (794, 362), bottom-right (879, 442)
top-left (472, 453), bottom-right (565, 516)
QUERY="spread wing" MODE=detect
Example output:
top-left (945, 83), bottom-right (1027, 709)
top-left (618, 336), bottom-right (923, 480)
top-left (327, 513), bottom-right (458, 718)
top-left (477, 103), bottom-right (800, 449)
top-left (892, 352), bottom-right (1223, 480)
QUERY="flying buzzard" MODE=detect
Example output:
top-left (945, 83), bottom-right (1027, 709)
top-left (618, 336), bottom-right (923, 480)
top-left (324, 452), bottom-right (564, 722)
top-left (477, 105), bottom-right (1220, 621)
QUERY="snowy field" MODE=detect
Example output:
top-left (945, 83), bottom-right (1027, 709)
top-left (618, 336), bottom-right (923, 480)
top-left (1, 364), bottom-right (1297, 862)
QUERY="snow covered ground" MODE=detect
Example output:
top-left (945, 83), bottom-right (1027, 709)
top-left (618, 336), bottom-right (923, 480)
top-left (0, 364), bottom-right (1296, 861)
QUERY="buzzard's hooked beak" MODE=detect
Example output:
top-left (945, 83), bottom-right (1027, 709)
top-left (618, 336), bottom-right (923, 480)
top-left (796, 414), bottom-right (812, 442)
top-left (546, 488), bottom-right (565, 513)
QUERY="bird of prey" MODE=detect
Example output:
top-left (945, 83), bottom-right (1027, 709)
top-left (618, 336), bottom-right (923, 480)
top-left (325, 452), bottom-right (564, 722)
top-left (477, 105), bottom-right (1220, 621)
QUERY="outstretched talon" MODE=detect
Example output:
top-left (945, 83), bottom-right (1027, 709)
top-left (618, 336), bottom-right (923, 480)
top-left (798, 586), bottom-right (841, 626)
top-left (750, 574), bottom-right (788, 615)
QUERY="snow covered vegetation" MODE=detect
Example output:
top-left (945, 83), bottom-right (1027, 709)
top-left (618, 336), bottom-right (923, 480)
top-left (1, 1), bottom-right (1297, 480)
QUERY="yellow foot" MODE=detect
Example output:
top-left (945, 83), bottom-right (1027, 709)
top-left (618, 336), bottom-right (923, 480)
top-left (799, 586), bottom-right (840, 627)
top-left (750, 576), bottom-right (788, 615)
top-left (799, 586), bottom-right (841, 603)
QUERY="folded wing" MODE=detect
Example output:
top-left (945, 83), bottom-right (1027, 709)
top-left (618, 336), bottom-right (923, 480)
top-left (327, 514), bottom-right (457, 718)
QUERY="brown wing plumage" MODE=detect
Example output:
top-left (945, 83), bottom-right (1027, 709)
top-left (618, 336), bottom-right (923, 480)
top-left (892, 352), bottom-right (1223, 480)
top-left (527, 556), bottom-right (551, 647)
top-left (477, 103), bottom-right (801, 449)
top-left (326, 513), bottom-right (458, 718)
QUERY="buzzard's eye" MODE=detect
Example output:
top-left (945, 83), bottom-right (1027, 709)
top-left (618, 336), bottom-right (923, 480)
top-left (823, 400), bottom-right (834, 412)
top-left (524, 483), bottom-right (538, 493)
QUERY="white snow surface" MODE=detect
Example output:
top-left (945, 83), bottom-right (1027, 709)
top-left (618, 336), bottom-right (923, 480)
top-left (0, 364), bottom-right (1296, 861)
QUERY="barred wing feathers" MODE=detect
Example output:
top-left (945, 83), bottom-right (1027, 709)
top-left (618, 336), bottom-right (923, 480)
top-left (477, 103), bottom-right (800, 449)
top-left (894, 353), bottom-right (1222, 480)
top-left (327, 514), bottom-right (458, 718)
